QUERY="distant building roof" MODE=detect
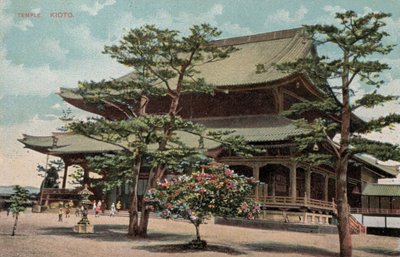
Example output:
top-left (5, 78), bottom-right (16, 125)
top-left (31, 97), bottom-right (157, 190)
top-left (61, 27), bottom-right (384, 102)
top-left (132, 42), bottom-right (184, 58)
top-left (362, 183), bottom-right (400, 197)
top-left (353, 154), bottom-right (399, 177)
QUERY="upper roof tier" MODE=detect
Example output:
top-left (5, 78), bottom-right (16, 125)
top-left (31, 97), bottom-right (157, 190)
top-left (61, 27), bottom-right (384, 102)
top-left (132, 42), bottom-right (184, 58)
top-left (59, 27), bottom-right (314, 100)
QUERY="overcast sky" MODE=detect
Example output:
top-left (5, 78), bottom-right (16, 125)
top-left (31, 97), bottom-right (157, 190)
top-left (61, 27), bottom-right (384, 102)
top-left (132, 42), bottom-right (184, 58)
top-left (0, 0), bottom-right (399, 187)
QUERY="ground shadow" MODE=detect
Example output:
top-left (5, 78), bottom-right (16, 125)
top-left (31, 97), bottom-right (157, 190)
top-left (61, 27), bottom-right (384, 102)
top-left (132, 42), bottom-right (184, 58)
top-left (243, 242), bottom-right (338, 257)
top-left (354, 246), bottom-right (399, 256)
top-left (134, 243), bottom-right (244, 255)
top-left (39, 224), bottom-right (192, 242)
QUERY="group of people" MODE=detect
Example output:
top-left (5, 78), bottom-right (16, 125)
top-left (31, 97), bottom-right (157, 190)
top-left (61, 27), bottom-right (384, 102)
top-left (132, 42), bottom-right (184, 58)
top-left (58, 200), bottom-right (74, 222)
top-left (93, 200), bottom-right (121, 217)
top-left (57, 200), bottom-right (122, 221)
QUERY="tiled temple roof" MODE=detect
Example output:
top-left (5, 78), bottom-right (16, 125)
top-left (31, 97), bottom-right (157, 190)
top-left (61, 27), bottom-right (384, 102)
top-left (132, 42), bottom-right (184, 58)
top-left (18, 115), bottom-right (306, 155)
top-left (362, 183), bottom-right (400, 197)
top-left (59, 28), bottom-right (314, 100)
top-left (353, 154), bottom-right (399, 177)
top-left (18, 133), bottom-right (123, 155)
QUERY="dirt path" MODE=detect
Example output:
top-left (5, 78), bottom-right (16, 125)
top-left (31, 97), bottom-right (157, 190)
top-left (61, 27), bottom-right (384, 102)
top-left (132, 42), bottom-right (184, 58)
top-left (0, 212), bottom-right (398, 257)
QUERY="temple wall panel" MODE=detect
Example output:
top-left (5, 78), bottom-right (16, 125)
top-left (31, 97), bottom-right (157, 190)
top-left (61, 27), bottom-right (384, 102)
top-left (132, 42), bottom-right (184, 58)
top-left (296, 168), bottom-right (306, 198)
top-left (310, 172), bottom-right (325, 200)
top-left (146, 89), bottom-right (277, 119)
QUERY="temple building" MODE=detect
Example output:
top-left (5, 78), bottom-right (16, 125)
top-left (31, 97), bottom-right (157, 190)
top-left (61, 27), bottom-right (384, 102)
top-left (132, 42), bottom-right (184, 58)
top-left (19, 28), bottom-right (398, 229)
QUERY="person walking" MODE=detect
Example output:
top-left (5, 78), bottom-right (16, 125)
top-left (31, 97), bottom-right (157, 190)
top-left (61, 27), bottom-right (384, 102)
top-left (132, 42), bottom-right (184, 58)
top-left (116, 201), bottom-right (121, 213)
top-left (101, 200), bottom-right (107, 215)
top-left (58, 208), bottom-right (63, 222)
top-left (65, 206), bottom-right (70, 218)
top-left (92, 200), bottom-right (96, 212)
top-left (75, 207), bottom-right (80, 217)
top-left (95, 205), bottom-right (100, 217)
top-left (109, 203), bottom-right (116, 217)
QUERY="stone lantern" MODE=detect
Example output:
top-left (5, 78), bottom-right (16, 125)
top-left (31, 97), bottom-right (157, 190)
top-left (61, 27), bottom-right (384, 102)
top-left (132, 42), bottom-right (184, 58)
top-left (73, 184), bottom-right (94, 233)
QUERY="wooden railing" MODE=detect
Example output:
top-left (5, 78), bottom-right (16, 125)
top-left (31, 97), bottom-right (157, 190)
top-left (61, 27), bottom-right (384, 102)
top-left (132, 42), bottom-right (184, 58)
top-left (351, 208), bottom-right (400, 216)
top-left (252, 195), bottom-right (337, 213)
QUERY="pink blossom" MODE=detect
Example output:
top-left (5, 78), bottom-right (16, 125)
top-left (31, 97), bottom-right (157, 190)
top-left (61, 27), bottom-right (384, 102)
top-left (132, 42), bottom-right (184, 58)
top-left (224, 169), bottom-right (234, 176)
top-left (161, 181), bottom-right (169, 188)
top-left (240, 202), bottom-right (249, 210)
top-left (246, 212), bottom-right (254, 220)
top-left (164, 203), bottom-right (173, 209)
top-left (246, 177), bottom-right (256, 183)
top-left (226, 181), bottom-right (235, 189)
top-left (162, 210), bottom-right (170, 217)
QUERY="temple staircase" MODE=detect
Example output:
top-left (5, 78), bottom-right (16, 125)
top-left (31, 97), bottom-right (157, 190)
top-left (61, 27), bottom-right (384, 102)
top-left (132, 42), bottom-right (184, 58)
top-left (349, 214), bottom-right (366, 234)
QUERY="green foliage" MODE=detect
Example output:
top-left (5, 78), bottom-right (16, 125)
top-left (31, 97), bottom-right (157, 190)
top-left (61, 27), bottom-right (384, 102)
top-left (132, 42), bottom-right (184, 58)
top-left (81, 153), bottom-right (130, 192)
top-left (267, 10), bottom-right (398, 257)
top-left (287, 118), bottom-right (338, 164)
top-left (75, 23), bottom-right (237, 119)
top-left (282, 99), bottom-right (340, 117)
top-left (37, 159), bottom-right (64, 188)
top-left (276, 10), bottom-right (398, 165)
top-left (277, 11), bottom-right (394, 95)
top-left (358, 113), bottom-right (400, 133)
top-left (68, 165), bottom-right (85, 186)
top-left (70, 23), bottom-right (258, 237)
top-left (351, 136), bottom-right (400, 161)
top-left (354, 92), bottom-right (398, 109)
top-left (73, 114), bottom-right (260, 190)
top-left (145, 166), bottom-right (260, 241)
top-left (10, 185), bottom-right (29, 215)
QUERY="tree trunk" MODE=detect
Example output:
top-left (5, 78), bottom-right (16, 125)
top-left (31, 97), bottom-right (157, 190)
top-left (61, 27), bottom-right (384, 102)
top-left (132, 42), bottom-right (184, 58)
top-left (11, 213), bottom-right (19, 236)
top-left (138, 208), bottom-right (150, 237)
top-left (336, 157), bottom-right (352, 257)
top-left (138, 166), bottom-right (162, 237)
top-left (138, 171), bottom-right (153, 237)
top-left (128, 151), bottom-right (141, 237)
top-left (136, 64), bottom-right (184, 237)
top-left (337, 57), bottom-right (352, 257)
top-left (195, 224), bottom-right (201, 241)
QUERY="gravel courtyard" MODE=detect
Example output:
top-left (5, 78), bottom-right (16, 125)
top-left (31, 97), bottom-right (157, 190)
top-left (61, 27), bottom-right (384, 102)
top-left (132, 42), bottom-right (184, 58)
top-left (0, 212), bottom-right (398, 257)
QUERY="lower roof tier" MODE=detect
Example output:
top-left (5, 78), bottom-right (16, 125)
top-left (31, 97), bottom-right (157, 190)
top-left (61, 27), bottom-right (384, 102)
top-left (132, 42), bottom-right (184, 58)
top-left (18, 115), bottom-right (305, 155)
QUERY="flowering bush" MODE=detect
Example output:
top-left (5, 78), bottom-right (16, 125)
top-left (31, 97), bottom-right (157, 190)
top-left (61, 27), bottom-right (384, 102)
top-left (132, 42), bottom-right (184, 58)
top-left (145, 166), bottom-right (260, 247)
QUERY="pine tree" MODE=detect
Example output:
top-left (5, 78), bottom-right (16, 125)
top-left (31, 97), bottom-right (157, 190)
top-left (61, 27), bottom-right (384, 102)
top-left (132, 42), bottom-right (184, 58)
top-left (70, 24), bottom-right (258, 238)
top-left (277, 11), bottom-right (400, 257)
top-left (10, 185), bottom-right (30, 236)
top-left (37, 159), bottom-right (64, 188)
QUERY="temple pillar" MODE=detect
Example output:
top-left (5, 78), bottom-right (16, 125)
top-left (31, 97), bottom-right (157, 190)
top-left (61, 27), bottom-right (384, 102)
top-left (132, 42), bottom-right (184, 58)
top-left (271, 172), bottom-right (276, 198)
top-left (289, 162), bottom-right (297, 200)
top-left (324, 175), bottom-right (329, 202)
top-left (253, 163), bottom-right (260, 199)
top-left (305, 169), bottom-right (311, 200)
top-left (83, 168), bottom-right (90, 185)
top-left (62, 164), bottom-right (68, 189)
top-left (252, 163), bottom-right (260, 180)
